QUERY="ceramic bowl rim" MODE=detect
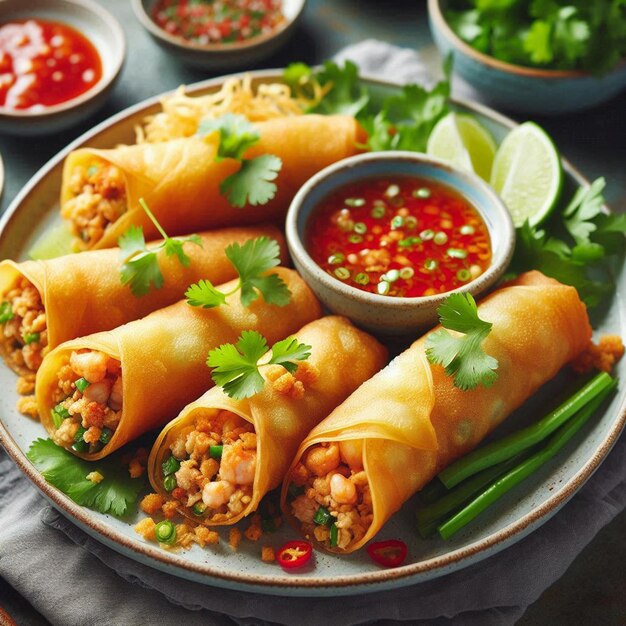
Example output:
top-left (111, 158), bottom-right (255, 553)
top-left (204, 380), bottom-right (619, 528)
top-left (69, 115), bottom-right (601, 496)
top-left (286, 150), bottom-right (515, 311)
top-left (0, 0), bottom-right (126, 119)
top-left (428, 0), bottom-right (626, 80)
top-left (131, 0), bottom-right (306, 54)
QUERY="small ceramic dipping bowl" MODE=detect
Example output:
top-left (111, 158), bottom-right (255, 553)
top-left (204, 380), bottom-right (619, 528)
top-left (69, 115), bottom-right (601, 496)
top-left (0, 0), bottom-right (125, 136)
top-left (286, 152), bottom-right (515, 336)
top-left (428, 0), bottom-right (626, 115)
top-left (132, 0), bottom-right (306, 70)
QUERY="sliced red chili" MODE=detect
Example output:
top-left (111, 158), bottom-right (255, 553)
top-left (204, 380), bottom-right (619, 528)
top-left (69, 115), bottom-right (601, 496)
top-left (366, 539), bottom-right (408, 568)
top-left (276, 540), bottom-right (313, 570)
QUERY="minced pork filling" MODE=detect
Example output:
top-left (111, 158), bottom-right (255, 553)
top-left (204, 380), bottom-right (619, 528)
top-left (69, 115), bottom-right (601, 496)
top-left (160, 410), bottom-right (258, 523)
top-left (52, 350), bottom-right (123, 455)
top-left (61, 158), bottom-right (127, 249)
top-left (0, 276), bottom-right (48, 375)
top-left (288, 440), bottom-right (373, 550)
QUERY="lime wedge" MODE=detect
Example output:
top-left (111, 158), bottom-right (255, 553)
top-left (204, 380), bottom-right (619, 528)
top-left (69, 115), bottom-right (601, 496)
top-left (427, 112), bottom-right (497, 181)
top-left (29, 224), bottom-right (76, 260)
top-left (490, 122), bottom-right (562, 228)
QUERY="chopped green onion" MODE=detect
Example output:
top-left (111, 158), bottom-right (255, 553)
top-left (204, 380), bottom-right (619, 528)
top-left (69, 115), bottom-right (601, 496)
top-left (329, 522), bottom-right (339, 547)
top-left (75, 378), bottom-right (90, 393)
top-left (456, 269), bottom-right (471, 282)
top-left (348, 234), bottom-right (363, 244)
top-left (354, 272), bottom-right (370, 286)
top-left (405, 216), bottom-right (418, 230)
top-left (334, 267), bottom-right (350, 280)
top-left (328, 253), bottom-right (345, 265)
top-left (399, 267), bottom-right (415, 280)
top-left (99, 427), bottom-right (113, 445)
top-left (345, 197), bottom-right (365, 207)
top-left (386, 269), bottom-right (400, 282)
top-left (385, 184), bottom-right (400, 198)
top-left (371, 206), bottom-right (386, 219)
top-left (354, 222), bottom-right (367, 234)
top-left (420, 229), bottom-right (434, 241)
top-left (424, 259), bottom-right (438, 271)
top-left (0, 301), bottom-right (13, 324)
top-left (377, 281), bottom-right (390, 296)
top-left (161, 455), bottom-right (180, 476)
top-left (23, 332), bottom-right (40, 345)
top-left (72, 427), bottom-right (88, 453)
top-left (460, 225), bottom-right (475, 235)
top-left (209, 445), bottom-right (223, 460)
top-left (391, 216), bottom-right (404, 230)
top-left (163, 474), bottom-right (177, 492)
top-left (155, 520), bottom-right (177, 545)
top-left (54, 403), bottom-right (70, 419)
top-left (288, 483), bottom-right (304, 499)
top-left (399, 236), bottom-right (422, 248)
top-left (448, 248), bottom-right (468, 259)
top-left (413, 187), bottom-right (431, 198)
top-left (313, 505), bottom-right (333, 526)
top-left (192, 502), bottom-right (206, 516)
top-left (433, 232), bottom-right (449, 246)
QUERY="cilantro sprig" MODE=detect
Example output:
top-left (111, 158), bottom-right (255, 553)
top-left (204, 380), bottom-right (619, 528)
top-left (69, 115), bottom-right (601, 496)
top-left (425, 293), bottom-right (498, 391)
top-left (207, 330), bottom-right (312, 399)
top-left (198, 113), bottom-right (283, 208)
top-left (185, 236), bottom-right (290, 309)
top-left (118, 198), bottom-right (202, 297)
top-left (27, 438), bottom-right (146, 517)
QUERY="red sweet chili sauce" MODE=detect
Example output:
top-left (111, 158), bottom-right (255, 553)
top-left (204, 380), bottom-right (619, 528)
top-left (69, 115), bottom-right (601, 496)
top-left (0, 19), bottom-right (102, 111)
top-left (307, 176), bottom-right (492, 298)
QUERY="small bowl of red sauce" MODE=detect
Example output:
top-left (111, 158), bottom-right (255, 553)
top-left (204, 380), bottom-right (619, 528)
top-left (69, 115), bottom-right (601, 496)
top-left (132, 0), bottom-right (305, 70)
top-left (286, 152), bottom-right (515, 336)
top-left (0, 0), bottom-right (125, 135)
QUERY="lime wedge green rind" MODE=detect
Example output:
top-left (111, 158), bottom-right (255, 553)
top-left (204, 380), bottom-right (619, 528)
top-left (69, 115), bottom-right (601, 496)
top-left (427, 112), bottom-right (497, 182)
top-left (29, 223), bottom-right (75, 260)
top-left (490, 121), bottom-right (562, 228)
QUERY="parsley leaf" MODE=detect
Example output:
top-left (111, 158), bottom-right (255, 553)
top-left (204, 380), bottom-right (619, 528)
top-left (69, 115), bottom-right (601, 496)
top-left (220, 155), bottom-right (282, 208)
top-left (27, 438), bottom-right (146, 518)
top-left (207, 330), bottom-right (312, 399)
top-left (425, 292), bottom-right (498, 391)
top-left (118, 200), bottom-right (202, 297)
top-left (198, 113), bottom-right (260, 160)
top-left (186, 236), bottom-right (291, 309)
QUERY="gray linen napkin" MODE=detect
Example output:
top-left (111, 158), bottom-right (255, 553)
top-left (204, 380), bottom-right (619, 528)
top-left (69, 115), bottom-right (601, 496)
top-left (1, 41), bottom-right (625, 626)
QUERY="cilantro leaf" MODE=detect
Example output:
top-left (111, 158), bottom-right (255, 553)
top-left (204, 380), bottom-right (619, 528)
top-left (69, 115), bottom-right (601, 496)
top-left (120, 250), bottom-right (164, 297)
top-left (220, 155), bottom-right (282, 208)
top-left (27, 438), bottom-right (145, 518)
top-left (206, 330), bottom-right (312, 399)
top-left (309, 60), bottom-right (370, 117)
top-left (425, 293), bottom-right (498, 391)
top-left (185, 279), bottom-right (227, 308)
top-left (198, 113), bottom-right (260, 160)
top-left (563, 177), bottom-right (606, 245)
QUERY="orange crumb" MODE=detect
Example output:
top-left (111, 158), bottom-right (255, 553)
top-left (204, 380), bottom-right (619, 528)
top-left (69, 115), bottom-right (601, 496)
top-left (244, 514), bottom-right (262, 542)
top-left (572, 335), bottom-right (624, 374)
top-left (17, 395), bottom-right (38, 419)
top-left (194, 526), bottom-right (219, 548)
top-left (229, 527), bottom-right (242, 550)
top-left (261, 546), bottom-right (275, 562)
top-left (161, 500), bottom-right (178, 519)
top-left (175, 523), bottom-right (195, 549)
top-left (140, 493), bottom-right (165, 515)
top-left (16, 374), bottom-right (36, 395)
top-left (129, 459), bottom-right (145, 478)
top-left (135, 517), bottom-right (156, 542)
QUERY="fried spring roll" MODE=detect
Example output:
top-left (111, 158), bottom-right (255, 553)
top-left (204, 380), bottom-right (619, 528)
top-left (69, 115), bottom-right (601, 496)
top-left (0, 226), bottom-right (286, 380)
top-left (60, 115), bottom-right (364, 250)
top-left (35, 268), bottom-right (322, 460)
top-left (281, 272), bottom-right (592, 553)
top-left (147, 316), bottom-right (387, 525)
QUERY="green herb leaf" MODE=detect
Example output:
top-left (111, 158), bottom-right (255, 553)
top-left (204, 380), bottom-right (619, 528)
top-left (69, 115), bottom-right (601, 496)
top-left (198, 113), bottom-right (260, 160)
top-left (563, 177), bottom-right (606, 245)
top-left (27, 438), bottom-right (145, 517)
top-left (425, 292), bottom-right (498, 391)
top-left (310, 60), bottom-right (370, 117)
top-left (184, 279), bottom-right (228, 308)
top-left (207, 330), bottom-right (312, 399)
top-left (220, 155), bottom-right (282, 208)
top-left (120, 249), bottom-right (164, 297)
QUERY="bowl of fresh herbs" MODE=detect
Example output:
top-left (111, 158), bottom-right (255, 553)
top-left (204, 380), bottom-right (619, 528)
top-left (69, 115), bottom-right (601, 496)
top-left (428, 0), bottom-right (626, 114)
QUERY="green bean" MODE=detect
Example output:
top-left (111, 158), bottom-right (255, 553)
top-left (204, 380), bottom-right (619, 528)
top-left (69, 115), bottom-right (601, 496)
top-left (439, 372), bottom-right (613, 488)
top-left (437, 378), bottom-right (616, 540)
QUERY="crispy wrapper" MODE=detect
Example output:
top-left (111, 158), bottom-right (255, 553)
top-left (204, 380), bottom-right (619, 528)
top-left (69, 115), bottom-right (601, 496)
top-left (281, 272), bottom-right (593, 553)
top-left (147, 316), bottom-right (387, 525)
top-left (61, 115), bottom-right (364, 249)
top-left (36, 268), bottom-right (321, 460)
top-left (0, 225), bottom-right (286, 376)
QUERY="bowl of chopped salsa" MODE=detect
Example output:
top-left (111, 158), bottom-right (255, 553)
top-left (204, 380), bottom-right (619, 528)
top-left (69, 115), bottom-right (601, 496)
top-left (0, 0), bottom-right (125, 135)
top-left (132, 0), bottom-right (306, 70)
top-left (286, 151), bottom-right (515, 336)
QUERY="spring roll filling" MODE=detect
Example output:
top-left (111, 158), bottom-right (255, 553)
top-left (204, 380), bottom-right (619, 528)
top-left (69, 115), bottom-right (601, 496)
top-left (288, 441), bottom-right (373, 550)
top-left (61, 158), bottom-right (127, 249)
top-left (51, 349), bottom-right (123, 454)
top-left (161, 409), bottom-right (258, 522)
top-left (1, 276), bottom-right (48, 378)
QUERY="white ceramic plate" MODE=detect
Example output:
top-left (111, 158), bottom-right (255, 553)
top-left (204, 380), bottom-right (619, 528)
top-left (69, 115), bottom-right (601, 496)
top-left (0, 70), bottom-right (624, 596)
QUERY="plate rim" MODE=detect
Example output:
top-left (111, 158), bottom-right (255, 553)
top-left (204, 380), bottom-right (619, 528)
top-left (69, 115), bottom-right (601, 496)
top-left (0, 68), bottom-right (624, 594)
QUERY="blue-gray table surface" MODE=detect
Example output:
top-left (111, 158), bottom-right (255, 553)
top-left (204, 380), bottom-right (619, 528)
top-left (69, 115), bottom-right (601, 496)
top-left (0, 0), bottom-right (625, 624)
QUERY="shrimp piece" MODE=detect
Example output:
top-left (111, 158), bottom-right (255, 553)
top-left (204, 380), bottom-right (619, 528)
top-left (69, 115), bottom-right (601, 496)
top-left (220, 444), bottom-right (257, 485)
top-left (339, 440), bottom-right (364, 469)
top-left (202, 480), bottom-right (235, 509)
top-left (330, 473), bottom-right (357, 505)
top-left (70, 350), bottom-right (109, 383)
top-left (83, 379), bottom-right (112, 405)
top-left (108, 376), bottom-right (123, 411)
top-left (303, 443), bottom-right (340, 477)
